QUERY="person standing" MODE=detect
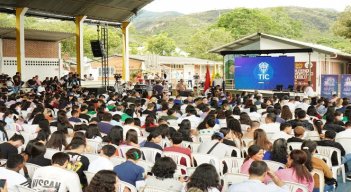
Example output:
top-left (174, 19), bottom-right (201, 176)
top-left (176, 79), bottom-right (186, 95)
top-left (304, 81), bottom-right (315, 98)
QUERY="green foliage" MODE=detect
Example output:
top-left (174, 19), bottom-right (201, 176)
top-left (216, 8), bottom-right (302, 39)
top-left (145, 33), bottom-right (176, 56)
top-left (333, 6), bottom-right (351, 39)
top-left (186, 27), bottom-right (233, 61)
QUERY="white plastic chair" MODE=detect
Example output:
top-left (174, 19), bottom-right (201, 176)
top-left (284, 181), bottom-right (308, 192)
top-left (16, 185), bottom-right (36, 192)
top-left (119, 181), bottom-right (137, 192)
top-left (44, 148), bottom-right (60, 159)
top-left (82, 153), bottom-right (100, 163)
top-left (335, 137), bottom-right (351, 154)
top-left (140, 147), bottom-right (163, 164)
top-left (0, 159), bottom-right (7, 165)
top-left (86, 139), bottom-right (102, 154)
top-left (25, 163), bottom-right (41, 178)
top-left (141, 186), bottom-right (169, 192)
top-left (263, 160), bottom-right (286, 172)
top-left (198, 135), bottom-right (212, 143)
top-left (175, 165), bottom-right (188, 177)
top-left (49, 126), bottom-right (57, 133)
top-left (221, 157), bottom-right (245, 174)
top-left (227, 146), bottom-right (241, 158)
top-left (186, 167), bottom-right (196, 176)
top-left (218, 119), bottom-right (227, 128)
top-left (84, 171), bottom-right (95, 184)
top-left (311, 169), bottom-right (325, 192)
top-left (241, 138), bottom-right (253, 148)
top-left (316, 146), bottom-right (346, 183)
top-left (221, 173), bottom-right (249, 192)
top-left (287, 142), bottom-right (302, 152)
top-left (137, 160), bottom-right (154, 173)
top-left (110, 157), bottom-right (126, 166)
top-left (163, 151), bottom-right (192, 167)
top-left (119, 145), bottom-right (138, 158)
top-left (181, 141), bottom-right (201, 153)
top-left (79, 118), bottom-right (88, 124)
top-left (192, 153), bottom-right (221, 174)
top-left (167, 119), bottom-right (179, 130)
top-left (305, 131), bottom-right (321, 141)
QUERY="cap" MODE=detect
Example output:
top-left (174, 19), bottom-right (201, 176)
top-left (213, 132), bottom-right (224, 139)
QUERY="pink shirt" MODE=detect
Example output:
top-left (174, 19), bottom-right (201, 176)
top-left (240, 158), bottom-right (253, 174)
top-left (275, 168), bottom-right (314, 192)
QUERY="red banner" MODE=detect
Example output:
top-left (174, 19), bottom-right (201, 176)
top-left (294, 62), bottom-right (316, 90)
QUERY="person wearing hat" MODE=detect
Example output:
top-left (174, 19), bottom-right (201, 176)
top-left (197, 132), bottom-right (232, 159)
top-left (287, 126), bottom-right (305, 143)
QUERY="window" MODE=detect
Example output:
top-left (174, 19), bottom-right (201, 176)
top-left (98, 67), bottom-right (114, 77)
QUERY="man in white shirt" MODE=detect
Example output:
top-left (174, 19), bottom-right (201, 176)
top-left (304, 81), bottom-right (315, 98)
top-left (229, 161), bottom-right (288, 192)
top-left (123, 118), bottom-right (142, 140)
top-left (177, 106), bottom-right (202, 129)
top-left (296, 98), bottom-right (311, 112)
top-left (197, 132), bottom-right (232, 159)
top-left (88, 145), bottom-right (116, 173)
top-left (32, 152), bottom-right (82, 192)
top-left (271, 122), bottom-right (293, 141)
top-left (259, 113), bottom-right (280, 134)
top-left (0, 154), bottom-right (29, 192)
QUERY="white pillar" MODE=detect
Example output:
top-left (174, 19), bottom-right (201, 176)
top-left (16, 7), bottom-right (28, 74)
top-left (0, 38), bottom-right (3, 74)
top-left (122, 22), bottom-right (130, 81)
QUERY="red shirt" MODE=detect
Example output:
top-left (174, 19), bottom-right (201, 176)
top-left (164, 145), bottom-right (192, 166)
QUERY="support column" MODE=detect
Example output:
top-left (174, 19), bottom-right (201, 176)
top-left (308, 52), bottom-right (311, 82)
top-left (16, 7), bottom-right (28, 73)
top-left (75, 16), bottom-right (86, 78)
top-left (0, 38), bottom-right (3, 74)
top-left (122, 22), bottom-right (130, 81)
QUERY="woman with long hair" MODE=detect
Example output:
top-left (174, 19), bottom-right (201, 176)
top-left (125, 129), bottom-right (139, 147)
top-left (275, 150), bottom-right (314, 192)
top-left (281, 105), bottom-right (293, 121)
top-left (178, 119), bottom-right (193, 142)
top-left (250, 129), bottom-right (272, 151)
top-left (239, 112), bottom-right (252, 126)
top-left (240, 145), bottom-right (264, 175)
top-left (86, 170), bottom-right (119, 192)
top-left (85, 124), bottom-right (102, 142)
top-left (226, 116), bottom-right (243, 147)
top-left (186, 164), bottom-right (221, 192)
top-left (103, 126), bottom-right (123, 146)
top-left (307, 106), bottom-right (321, 119)
top-left (263, 138), bottom-right (288, 164)
top-left (301, 140), bottom-right (335, 192)
top-left (144, 129), bottom-right (163, 151)
top-left (46, 130), bottom-right (67, 151)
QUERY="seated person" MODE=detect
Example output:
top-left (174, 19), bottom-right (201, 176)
top-left (164, 132), bottom-right (192, 165)
top-left (0, 134), bottom-right (24, 159)
top-left (88, 145), bottom-right (116, 173)
top-left (197, 132), bottom-right (232, 159)
top-left (287, 126), bottom-right (305, 143)
top-left (0, 154), bottom-right (29, 191)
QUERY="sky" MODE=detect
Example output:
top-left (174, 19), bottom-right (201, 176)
top-left (143, 0), bottom-right (350, 14)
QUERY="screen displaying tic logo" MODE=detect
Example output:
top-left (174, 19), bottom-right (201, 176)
top-left (254, 62), bottom-right (274, 81)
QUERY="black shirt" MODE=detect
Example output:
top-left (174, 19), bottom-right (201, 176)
top-left (0, 142), bottom-right (18, 159)
top-left (79, 114), bottom-right (90, 122)
top-left (287, 137), bottom-right (304, 143)
top-left (143, 141), bottom-right (163, 151)
top-left (288, 119), bottom-right (314, 131)
top-left (324, 123), bottom-right (345, 133)
top-left (28, 155), bottom-right (51, 166)
top-left (66, 152), bottom-right (90, 187)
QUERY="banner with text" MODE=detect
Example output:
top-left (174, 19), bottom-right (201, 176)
top-left (294, 62), bottom-right (316, 90)
top-left (321, 75), bottom-right (338, 98)
top-left (341, 74), bottom-right (351, 99)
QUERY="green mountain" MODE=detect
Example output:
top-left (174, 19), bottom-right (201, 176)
top-left (132, 7), bottom-right (351, 53)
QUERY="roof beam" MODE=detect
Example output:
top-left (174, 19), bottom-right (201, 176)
top-left (220, 48), bottom-right (313, 56)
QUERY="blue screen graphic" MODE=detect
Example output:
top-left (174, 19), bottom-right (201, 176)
top-left (234, 57), bottom-right (295, 90)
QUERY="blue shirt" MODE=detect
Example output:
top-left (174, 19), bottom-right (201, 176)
top-left (114, 161), bottom-right (144, 186)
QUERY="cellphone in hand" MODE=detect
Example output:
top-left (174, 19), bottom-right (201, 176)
top-left (0, 179), bottom-right (6, 188)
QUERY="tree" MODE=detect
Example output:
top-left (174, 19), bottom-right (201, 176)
top-left (186, 27), bottom-right (233, 60)
top-left (216, 8), bottom-right (302, 39)
top-left (333, 6), bottom-right (351, 39)
top-left (146, 33), bottom-right (176, 56)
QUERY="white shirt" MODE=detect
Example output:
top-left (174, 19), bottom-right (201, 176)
top-left (229, 179), bottom-right (288, 192)
top-left (304, 86), bottom-right (315, 97)
top-left (336, 129), bottom-right (351, 139)
top-left (32, 166), bottom-right (82, 192)
top-left (177, 115), bottom-right (202, 129)
top-left (122, 125), bottom-right (142, 140)
top-left (271, 131), bottom-right (293, 141)
top-left (88, 156), bottom-right (114, 173)
top-left (0, 167), bottom-right (28, 192)
top-left (296, 102), bottom-right (310, 112)
top-left (259, 123), bottom-right (280, 133)
top-left (197, 140), bottom-right (232, 159)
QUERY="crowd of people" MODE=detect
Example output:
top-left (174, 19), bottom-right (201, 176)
top-left (0, 72), bottom-right (350, 192)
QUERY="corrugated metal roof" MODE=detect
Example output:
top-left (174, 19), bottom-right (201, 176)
top-left (0, 0), bottom-right (153, 23)
top-left (0, 27), bottom-right (74, 41)
top-left (132, 55), bottom-right (221, 65)
top-left (210, 33), bottom-right (351, 58)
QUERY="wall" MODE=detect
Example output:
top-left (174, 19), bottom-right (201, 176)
top-left (2, 39), bottom-right (59, 58)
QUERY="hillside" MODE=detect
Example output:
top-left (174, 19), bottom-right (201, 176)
top-left (132, 7), bottom-right (351, 53)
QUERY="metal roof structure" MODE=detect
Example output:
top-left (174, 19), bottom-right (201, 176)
top-left (0, 27), bottom-right (74, 41)
top-left (210, 33), bottom-right (351, 59)
top-left (132, 55), bottom-right (221, 65)
top-left (0, 0), bottom-right (153, 23)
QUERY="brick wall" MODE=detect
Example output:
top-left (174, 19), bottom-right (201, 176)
top-left (2, 39), bottom-right (58, 58)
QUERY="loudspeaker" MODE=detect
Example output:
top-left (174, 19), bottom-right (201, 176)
top-left (90, 40), bottom-right (105, 57)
